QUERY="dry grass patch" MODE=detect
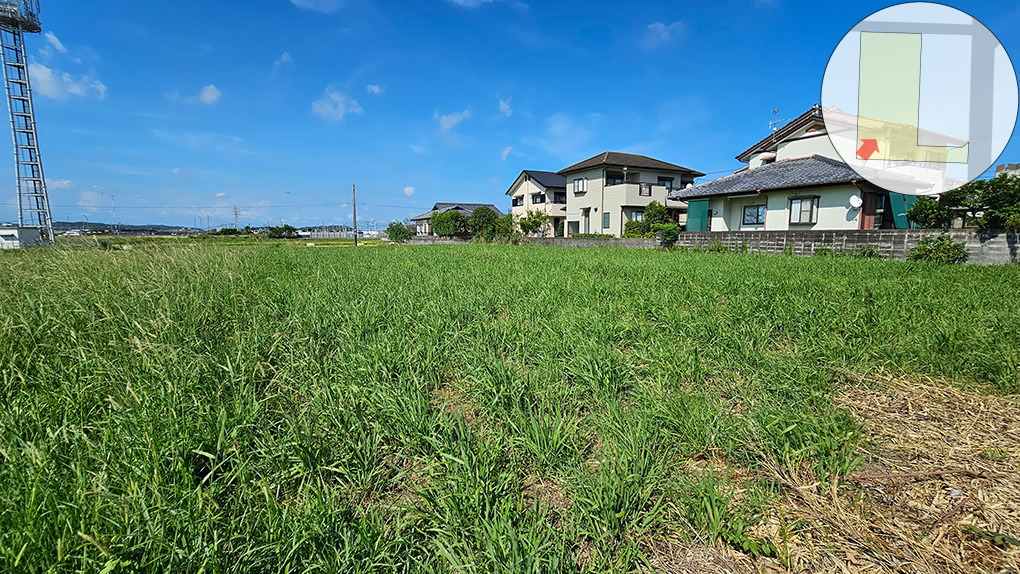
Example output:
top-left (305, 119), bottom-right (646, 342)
top-left (765, 368), bottom-right (1020, 573)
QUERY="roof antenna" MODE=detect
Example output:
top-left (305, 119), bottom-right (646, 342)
top-left (769, 108), bottom-right (790, 132)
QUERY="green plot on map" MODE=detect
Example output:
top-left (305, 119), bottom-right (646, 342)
top-left (857, 32), bottom-right (969, 163)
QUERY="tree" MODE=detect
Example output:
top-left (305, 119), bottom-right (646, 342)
top-left (908, 174), bottom-right (1020, 230)
top-left (977, 173), bottom-right (1020, 230)
top-left (643, 201), bottom-right (671, 225)
top-left (518, 210), bottom-right (549, 236)
top-left (386, 221), bottom-right (412, 243)
top-left (906, 197), bottom-right (953, 229)
top-left (432, 211), bottom-right (468, 236)
top-left (467, 207), bottom-right (499, 239)
top-left (495, 214), bottom-right (518, 239)
top-left (266, 225), bottom-right (298, 239)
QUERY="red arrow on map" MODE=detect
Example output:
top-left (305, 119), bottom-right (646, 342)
top-left (857, 139), bottom-right (880, 160)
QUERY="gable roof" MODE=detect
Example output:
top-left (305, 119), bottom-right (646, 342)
top-left (669, 155), bottom-right (868, 200)
top-left (522, 170), bottom-right (566, 189)
top-left (409, 202), bottom-right (505, 221)
top-left (735, 104), bottom-right (825, 163)
top-left (557, 151), bottom-right (704, 177)
top-left (506, 170), bottom-right (567, 195)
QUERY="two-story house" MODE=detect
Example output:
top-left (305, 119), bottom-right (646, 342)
top-left (558, 152), bottom-right (703, 237)
top-left (670, 105), bottom-right (921, 232)
top-left (505, 170), bottom-right (567, 236)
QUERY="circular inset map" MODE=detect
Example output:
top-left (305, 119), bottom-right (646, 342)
top-left (821, 2), bottom-right (1018, 195)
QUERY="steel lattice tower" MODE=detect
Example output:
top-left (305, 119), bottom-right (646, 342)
top-left (0, 1), bottom-right (51, 243)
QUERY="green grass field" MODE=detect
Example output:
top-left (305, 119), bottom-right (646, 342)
top-left (1, 243), bottom-right (1018, 572)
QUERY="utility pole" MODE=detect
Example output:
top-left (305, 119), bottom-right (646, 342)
top-left (111, 194), bottom-right (118, 235)
top-left (233, 205), bottom-right (240, 230)
top-left (352, 183), bottom-right (358, 246)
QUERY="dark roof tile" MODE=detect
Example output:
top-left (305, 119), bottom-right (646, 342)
top-left (557, 151), bottom-right (704, 177)
top-left (668, 155), bottom-right (866, 200)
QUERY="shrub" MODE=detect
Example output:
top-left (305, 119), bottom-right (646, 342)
top-left (467, 207), bottom-right (499, 240)
top-left (554, 219), bottom-right (565, 237)
top-left (658, 224), bottom-right (681, 249)
top-left (518, 210), bottom-right (549, 236)
top-left (623, 220), bottom-right (652, 238)
top-left (432, 211), bottom-right (468, 237)
top-left (908, 234), bottom-right (968, 264)
top-left (644, 201), bottom-right (671, 225)
top-left (386, 221), bottom-right (412, 243)
top-left (495, 214), bottom-right (519, 240)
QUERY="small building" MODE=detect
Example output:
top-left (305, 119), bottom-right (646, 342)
top-left (995, 163), bottom-right (1020, 178)
top-left (558, 151), bottom-right (703, 237)
top-left (0, 227), bottom-right (42, 249)
top-left (409, 202), bottom-right (504, 236)
top-left (505, 170), bottom-right (567, 236)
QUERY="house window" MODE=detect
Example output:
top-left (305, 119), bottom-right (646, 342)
top-left (633, 210), bottom-right (644, 222)
top-left (606, 171), bottom-right (624, 185)
top-left (789, 196), bottom-right (819, 225)
top-left (658, 177), bottom-right (674, 190)
top-left (531, 193), bottom-right (546, 204)
top-left (603, 212), bottom-right (611, 229)
top-left (512, 196), bottom-right (524, 207)
top-left (552, 191), bottom-right (567, 204)
top-left (639, 183), bottom-right (652, 196)
top-left (742, 205), bottom-right (766, 225)
top-left (573, 178), bottom-right (588, 192)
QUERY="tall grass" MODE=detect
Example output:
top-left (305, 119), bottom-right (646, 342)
top-left (0, 243), bottom-right (1017, 571)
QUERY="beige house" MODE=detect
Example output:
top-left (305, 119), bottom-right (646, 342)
top-left (670, 105), bottom-right (920, 232)
top-left (505, 170), bottom-right (567, 236)
top-left (558, 152), bottom-right (703, 237)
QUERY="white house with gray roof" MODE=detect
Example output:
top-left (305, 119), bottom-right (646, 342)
top-left (670, 106), bottom-right (920, 232)
top-left (558, 151), bottom-right (703, 237)
top-left (505, 170), bottom-right (567, 236)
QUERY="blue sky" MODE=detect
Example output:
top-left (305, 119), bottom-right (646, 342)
top-left (2, 0), bottom-right (1018, 228)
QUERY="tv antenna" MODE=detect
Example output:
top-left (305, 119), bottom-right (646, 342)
top-left (0, 1), bottom-right (53, 243)
top-left (769, 108), bottom-right (791, 132)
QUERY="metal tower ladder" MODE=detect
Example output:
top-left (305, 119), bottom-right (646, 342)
top-left (0, 25), bottom-right (51, 242)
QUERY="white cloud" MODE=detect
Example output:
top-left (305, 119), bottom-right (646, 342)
top-left (312, 87), bottom-right (363, 121)
top-left (28, 63), bottom-right (107, 100)
top-left (171, 167), bottom-right (182, 175)
top-left (44, 32), bottom-right (67, 54)
top-left (500, 146), bottom-right (512, 161)
top-left (366, 84), bottom-right (383, 94)
top-left (410, 145), bottom-right (427, 154)
top-left (403, 186), bottom-right (416, 197)
top-left (46, 178), bottom-right (72, 189)
top-left (76, 191), bottom-right (102, 211)
top-left (273, 52), bottom-right (293, 71)
top-left (446, 0), bottom-right (494, 6)
top-left (538, 112), bottom-right (598, 158)
top-left (198, 84), bottom-right (221, 105)
top-left (215, 192), bottom-right (226, 197)
top-left (288, 0), bottom-right (344, 13)
top-left (435, 109), bottom-right (470, 130)
top-left (641, 20), bottom-right (686, 50)
top-left (498, 97), bottom-right (513, 117)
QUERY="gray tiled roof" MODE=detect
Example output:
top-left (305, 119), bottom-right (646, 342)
top-left (557, 151), bottom-right (704, 177)
top-left (522, 170), bottom-right (566, 189)
top-left (668, 155), bottom-right (865, 200)
top-left (410, 202), bottom-right (505, 221)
